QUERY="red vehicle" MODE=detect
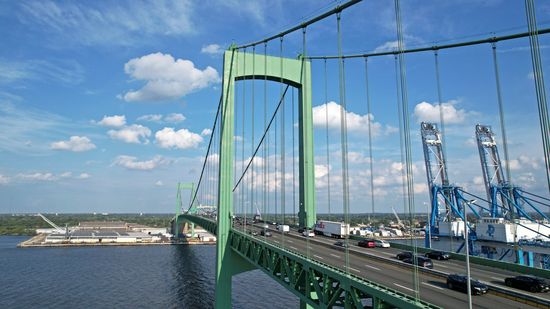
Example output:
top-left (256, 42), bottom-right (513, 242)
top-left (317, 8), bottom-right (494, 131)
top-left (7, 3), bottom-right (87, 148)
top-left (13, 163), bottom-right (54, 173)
top-left (358, 240), bottom-right (376, 248)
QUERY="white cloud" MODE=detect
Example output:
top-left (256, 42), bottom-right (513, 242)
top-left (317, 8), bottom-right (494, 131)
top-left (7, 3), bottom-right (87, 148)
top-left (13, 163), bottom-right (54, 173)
top-left (112, 155), bottom-right (171, 171)
top-left (50, 136), bottom-right (96, 152)
top-left (16, 172), bottom-right (57, 182)
top-left (201, 44), bottom-right (224, 55)
top-left (373, 40), bottom-right (399, 53)
top-left (315, 164), bottom-right (330, 179)
top-left (414, 100), bottom-right (467, 124)
top-left (312, 101), bottom-right (391, 135)
top-left (122, 52), bottom-right (220, 102)
top-left (155, 127), bottom-right (203, 149)
top-left (201, 128), bottom-right (212, 136)
top-left (98, 115), bottom-right (126, 127)
top-left (17, 1), bottom-right (195, 47)
top-left (77, 173), bottom-right (91, 179)
top-left (164, 113), bottom-right (185, 123)
top-left (0, 59), bottom-right (84, 85)
top-left (473, 176), bottom-right (484, 185)
top-left (59, 172), bottom-right (72, 178)
top-left (137, 114), bottom-right (163, 122)
top-left (108, 124), bottom-right (151, 144)
top-left (155, 180), bottom-right (164, 186)
top-left (0, 174), bottom-right (10, 185)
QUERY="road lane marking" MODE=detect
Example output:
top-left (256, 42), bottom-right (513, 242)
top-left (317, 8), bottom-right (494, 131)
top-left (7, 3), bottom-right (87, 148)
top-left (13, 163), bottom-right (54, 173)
top-left (330, 253), bottom-right (341, 258)
top-left (286, 239), bottom-right (294, 243)
top-left (422, 282), bottom-right (444, 290)
top-left (394, 283), bottom-right (414, 292)
top-left (491, 276), bottom-right (504, 281)
top-left (435, 264), bottom-right (448, 268)
top-left (377, 251), bottom-right (395, 256)
top-left (272, 240), bottom-right (280, 243)
top-left (313, 254), bottom-right (324, 260)
top-left (289, 246), bottom-right (298, 250)
top-left (364, 264), bottom-right (381, 271)
top-left (347, 267), bottom-right (361, 273)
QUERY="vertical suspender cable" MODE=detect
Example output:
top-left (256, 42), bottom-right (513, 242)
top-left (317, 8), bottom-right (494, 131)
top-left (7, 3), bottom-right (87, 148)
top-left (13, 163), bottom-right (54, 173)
top-left (234, 53), bottom-right (239, 222)
top-left (292, 87), bottom-right (296, 225)
top-left (434, 50), bottom-right (449, 185)
top-left (280, 36), bottom-right (286, 246)
top-left (324, 58), bottom-right (332, 221)
top-left (395, 0), bottom-right (420, 300)
top-left (303, 26), bottom-right (311, 259)
top-left (242, 48), bottom-right (247, 231)
top-left (252, 46), bottom-right (256, 227)
top-left (525, 0), bottom-right (550, 194)
top-left (264, 43), bottom-right (268, 228)
top-left (365, 57), bottom-right (376, 223)
top-left (336, 11), bottom-right (351, 275)
top-left (491, 42), bottom-right (512, 185)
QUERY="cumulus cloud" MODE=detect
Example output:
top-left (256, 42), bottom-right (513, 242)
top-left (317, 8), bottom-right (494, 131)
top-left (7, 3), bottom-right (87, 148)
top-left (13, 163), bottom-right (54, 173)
top-left (0, 174), bottom-right (10, 185)
top-left (155, 180), bottom-right (164, 186)
top-left (77, 173), bottom-right (91, 179)
top-left (201, 128), bottom-right (212, 136)
top-left (414, 100), bottom-right (467, 124)
top-left (373, 40), bottom-right (399, 53)
top-left (108, 124), bottom-right (151, 144)
top-left (122, 52), bottom-right (220, 102)
top-left (155, 127), bottom-right (203, 149)
top-left (137, 114), bottom-right (163, 122)
top-left (201, 44), bottom-right (224, 55)
top-left (97, 115), bottom-right (126, 127)
top-left (50, 136), bottom-right (96, 152)
top-left (315, 164), bottom-right (330, 179)
top-left (312, 101), bottom-right (393, 135)
top-left (112, 155), bottom-right (171, 170)
top-left (164, 113), bottom-right (185, 123)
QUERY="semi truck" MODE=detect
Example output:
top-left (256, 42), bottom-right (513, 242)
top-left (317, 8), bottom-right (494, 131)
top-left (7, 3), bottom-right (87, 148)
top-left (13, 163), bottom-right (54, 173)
top-left (314, 220), bottom-right (350, 238)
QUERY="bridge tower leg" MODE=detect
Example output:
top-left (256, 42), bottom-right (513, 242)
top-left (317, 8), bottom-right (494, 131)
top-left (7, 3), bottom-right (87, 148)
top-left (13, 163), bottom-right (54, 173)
top-left (216, 48), bottom-right (315, 308)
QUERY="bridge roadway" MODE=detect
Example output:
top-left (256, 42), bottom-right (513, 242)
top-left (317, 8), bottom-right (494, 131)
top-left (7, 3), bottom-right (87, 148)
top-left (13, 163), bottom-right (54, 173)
top-left (239, 223), bottom-right (548, 309)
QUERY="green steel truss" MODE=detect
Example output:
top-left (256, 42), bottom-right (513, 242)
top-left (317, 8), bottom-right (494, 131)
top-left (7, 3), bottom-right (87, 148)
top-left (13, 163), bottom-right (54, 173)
top-left (179, 215), bottom-right (440, 309)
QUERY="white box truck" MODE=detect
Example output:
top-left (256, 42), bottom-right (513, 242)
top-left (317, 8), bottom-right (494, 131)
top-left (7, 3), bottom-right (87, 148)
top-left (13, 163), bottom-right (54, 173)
top-left (277, 224), bottom-right (290, 233)
top-left (314, 220), bottom-right (350, 238)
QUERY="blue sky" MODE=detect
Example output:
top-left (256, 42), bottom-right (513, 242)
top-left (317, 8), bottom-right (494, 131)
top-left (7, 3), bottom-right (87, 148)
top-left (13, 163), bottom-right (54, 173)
top-left (0, 0), bottom-right (549, 214)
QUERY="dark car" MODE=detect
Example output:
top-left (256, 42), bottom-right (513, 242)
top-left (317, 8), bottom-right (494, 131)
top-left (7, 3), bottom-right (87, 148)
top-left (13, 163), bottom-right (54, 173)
top-left (334, 241), bottom-right (349, 248)
top-left (260, 230), bottom-right (272, 237)
top-left (297, 227), bottom-right (305, 233)
top-left (402, 256), bottom-right (434, 269)
top-left (505, 276), bottom-right (550, 293)
top-left (447, 274), bottom-right (489, 295)
top-left (425, 250), bottom-right (451, 260)
top-left (358, 240), bottom-right (376, 248)
top-left (396, 251), bottom-right (413, 260)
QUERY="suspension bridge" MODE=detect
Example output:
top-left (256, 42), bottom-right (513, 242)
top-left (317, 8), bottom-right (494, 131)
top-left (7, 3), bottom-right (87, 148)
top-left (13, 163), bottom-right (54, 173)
top-left (171, 1), bottom-right (550, 308)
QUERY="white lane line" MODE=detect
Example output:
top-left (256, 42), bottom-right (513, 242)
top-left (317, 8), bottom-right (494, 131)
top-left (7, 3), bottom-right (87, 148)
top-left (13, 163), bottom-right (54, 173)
top-left (272, 240), bottom-right (280, 243)
top-left (286, 239), bottom-right (294, 243)
top-left (364, 264), bottom-right (381, 271)
top-left (330, 253), bottom-right (341, 258)
top-left (289, 246), bottom-right (298, 250)
top-left (377, 251), bottom-right (395, 256)
top-left (313, 254), bottom-right (324, 260)
top-left (348, 267), bottom-right (361, 273)
top-left (422, 282), bottom-right (444, 291)
top-left (435, 264), bottom-right (448, 268)
top-left (491, 276), bottom-right (504, 281)
top-left (394, 283), bottom-right (414, 292)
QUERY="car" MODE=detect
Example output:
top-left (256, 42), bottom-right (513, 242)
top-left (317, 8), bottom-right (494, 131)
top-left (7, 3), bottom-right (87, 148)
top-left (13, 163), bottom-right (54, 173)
top-left (373, 239), bottom-right (390, 248)
top-left (396, 251), bottom-right (414, 260)
top-left (402, 256), bottom-right (434, 269)
top-left (505, 276), bottom-right (550, 293)
top-left (260, 230), bottom-right (272, 237)
top-left (334, 241), bottom-right (349, 248)
top-left (262, 224), bottom-right (269, 229)
top-left (302, 230), bottom-right (315, 237)
top-left (358, 240), bottom-right (376, 248)
top-left (248, 230), bottom-right (258, 236)
top-left (446, 274), bottom-right (489, 295)
top-left (297, 227), bottom-right (305, 233)
top-left (425, 250), bottom-right (451, 260)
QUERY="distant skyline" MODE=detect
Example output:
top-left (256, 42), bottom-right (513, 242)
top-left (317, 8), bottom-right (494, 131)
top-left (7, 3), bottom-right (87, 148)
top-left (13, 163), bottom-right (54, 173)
top-left (0, 1), bottom-right (549, 214)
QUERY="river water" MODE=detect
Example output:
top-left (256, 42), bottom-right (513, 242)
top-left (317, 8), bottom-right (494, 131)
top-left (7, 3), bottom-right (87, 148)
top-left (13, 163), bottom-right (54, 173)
top-left (0, 236), bottom-right (298, 308)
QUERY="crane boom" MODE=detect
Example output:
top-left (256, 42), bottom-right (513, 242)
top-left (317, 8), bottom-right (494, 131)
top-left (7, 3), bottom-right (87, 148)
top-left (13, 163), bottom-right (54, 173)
top-left (36, 213), bottom-right (63, 231)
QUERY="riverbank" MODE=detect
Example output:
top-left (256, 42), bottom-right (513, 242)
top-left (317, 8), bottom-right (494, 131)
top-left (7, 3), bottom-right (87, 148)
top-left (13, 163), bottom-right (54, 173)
top-left (17, 234), bottom-right (215, 248)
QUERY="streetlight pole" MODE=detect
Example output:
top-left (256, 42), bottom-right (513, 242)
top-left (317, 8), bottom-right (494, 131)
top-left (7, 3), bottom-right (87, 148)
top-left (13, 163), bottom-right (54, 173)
top-left (464, 199), bottom-right (476, 309)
